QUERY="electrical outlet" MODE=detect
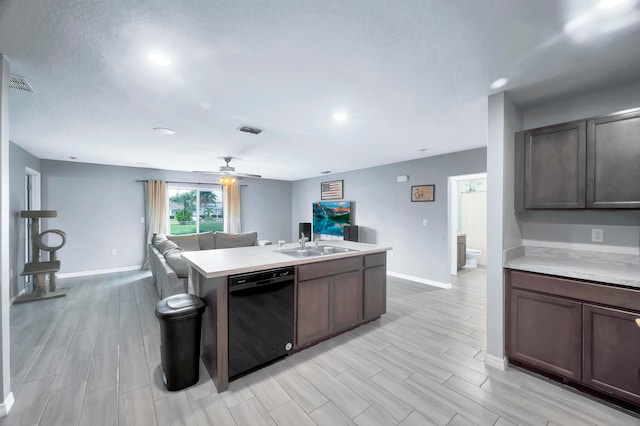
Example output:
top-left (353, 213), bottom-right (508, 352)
top-left (140, 217), bottom-right (145, 223)
top-left (592, 229), bottom-right (604, 243)
top-left (422, 219), bottom-right (428, 227)
top-left (111, 249), bottom-right (117, 256)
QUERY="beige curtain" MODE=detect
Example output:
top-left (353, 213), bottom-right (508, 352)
top-left (143, 180), bottom-right (168, 269)
top-left (223, 183), bottom-right (241, 233)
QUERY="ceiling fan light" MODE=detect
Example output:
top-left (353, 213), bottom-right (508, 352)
top-left (218, 176), bottom-right (237, 185)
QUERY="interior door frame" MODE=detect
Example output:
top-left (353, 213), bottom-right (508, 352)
top-left (24, 167), bottom-right (41, 285)
top-left (448, 172), bottom-right (486, 276)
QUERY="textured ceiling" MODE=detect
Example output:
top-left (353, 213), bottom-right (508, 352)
top-left (2, 0), bottom-right (640, 180)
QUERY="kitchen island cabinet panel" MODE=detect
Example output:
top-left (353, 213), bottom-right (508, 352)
top-left (583, 304), bottom-right (640, 405)
top-left (296, 277), bottom-right (331, 347)
top-left (364, 265), bottom-right (386, 321)
top-left (331, 271), bottom-right (363, 333)
top-left (587, 110), bottom-right (640, 208)
top-left (297, 256), bottom-right (361, 281)
top-left (508, 289), bottom-right (582, 381)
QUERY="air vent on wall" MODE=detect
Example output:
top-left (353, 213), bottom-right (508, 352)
top-left (9, 74), bottom-right (34, 92)
top-left (238, 126), bottom-right (263, 135)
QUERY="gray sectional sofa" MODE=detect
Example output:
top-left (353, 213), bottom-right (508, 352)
top-left (149, 231), bottom-right (271, 298)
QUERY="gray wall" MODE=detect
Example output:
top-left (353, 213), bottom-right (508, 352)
top-left (40, 160), bottom-right (292, 274)
top-left (292, 148), bottom-right (487, 285)
top-left (486, 92), bottom-right (523, 362)
top-left (518, 81), bottom-right (640, 249)
top-left (9, 142), bottom-right (40, 299)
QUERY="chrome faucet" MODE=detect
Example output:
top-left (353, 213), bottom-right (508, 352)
top-left (299, 232), bottom-right (308, 248)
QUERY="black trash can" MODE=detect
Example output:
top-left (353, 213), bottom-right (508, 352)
top-left (155, 293), bottom-right (206, 391)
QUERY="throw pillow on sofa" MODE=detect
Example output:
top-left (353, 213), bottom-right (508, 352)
top-left (198, 231), bottom-right (216, 250)
top-left (215, 231), bottom-right (258, 249)
top-left (167, 234), bottom-right (201, 251)
top-left (164, 249), bottom-right (189, 278)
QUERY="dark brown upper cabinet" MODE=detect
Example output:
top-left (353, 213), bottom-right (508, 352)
top-left (523, 122), bottom-right (586, 209)
top-left (586, 110), bottom-right (640, 208)
top-left (515, 107), bottom-right (640, 210)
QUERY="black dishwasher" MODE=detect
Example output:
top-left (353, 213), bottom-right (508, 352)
top-left (228, 267), bottom-right (294, 380)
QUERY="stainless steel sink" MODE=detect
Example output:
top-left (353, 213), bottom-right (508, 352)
top-left (317, 245), bottom-right (358, 254)
top-left (278, 248), bottom-right (324, 257)
top-left (277, 245), bottom-right (358, 258)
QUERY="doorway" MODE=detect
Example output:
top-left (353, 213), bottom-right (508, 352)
top-left (24, 167), bottom-right (41, 291)
top-left (448, 173), bottom-right (487, 275)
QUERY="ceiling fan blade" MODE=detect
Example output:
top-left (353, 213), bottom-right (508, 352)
top-left (193, 170), bottom-right (224, 175)
top-left (237, 172), bottom-right (262, 178)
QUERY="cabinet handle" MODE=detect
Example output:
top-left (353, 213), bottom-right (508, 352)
top-left (635, 318), bottom-right (640, 328)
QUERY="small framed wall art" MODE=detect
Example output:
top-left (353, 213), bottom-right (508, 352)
top-left (321, 180), bottom-right (344, 200)
top-left (411, 184), bottom-right (435, 202)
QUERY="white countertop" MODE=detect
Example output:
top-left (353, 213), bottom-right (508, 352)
top-left (182, 240), bottom-right (392, 279)
top-left (504, 246), bottom-right (640, 288)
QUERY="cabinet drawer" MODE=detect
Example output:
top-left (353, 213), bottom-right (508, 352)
top-left (364, 252), bottom-right (386, 268)
top-left (297, 256), bottom-right (362, 282)
top-left (507, 269), bottom-right (640, 312)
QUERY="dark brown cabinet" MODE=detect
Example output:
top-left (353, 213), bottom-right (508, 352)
top-left (330, 271), bottom-right (363, 333)
top-left (296, 277), bottom-right (331, 346)
top-left (515, 107), bottom-right (640, 210)
top-left (521, 122), bottom-right (586, 209)
top-left (364, 265), bottom-right (386, 321)
top-left (506, 269), bottom-right (640, 406)
top-left (508, 289), bottom-right (582, 380)
top-left (586, 110), bottom-right (640, 208)
top-left (583, 304), bottom-right (640, 404)
top-left (295, 253), bottom-right (387, 349)
top-left (457, 234), bottom-right (466, 269)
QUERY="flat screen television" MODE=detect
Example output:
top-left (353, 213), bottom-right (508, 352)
top-left (313, 201), bottom-right (351, 238)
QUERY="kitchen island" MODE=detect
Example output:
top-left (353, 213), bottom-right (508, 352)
top-left (182, 240), bottom-right (391, 392)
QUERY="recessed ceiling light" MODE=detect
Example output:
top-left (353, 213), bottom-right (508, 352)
top-left (332, 111), bottom-right (349, 122)
top-left (153, 127), bottom-right (175, 135)
top-left (321, 170), bottom-right (332, 174)
top-left (598, 0), bottom-right (634, 9)
top-left (418, 148), bottom-right (429, 152)
top-left (69, 156), bottom-right (78, 160)
top-left (490, 78), bottom-right (508, 90)
top-left (148, 53), bottom-right (171, 67)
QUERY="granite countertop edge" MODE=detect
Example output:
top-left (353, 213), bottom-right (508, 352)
top-left (504, 246), bottom-right (640, 289)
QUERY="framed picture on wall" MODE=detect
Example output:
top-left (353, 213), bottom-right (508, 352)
top-left (411, 184), bottom-right (435, 202)
top-left (321, 180), bottom-right (344, 200)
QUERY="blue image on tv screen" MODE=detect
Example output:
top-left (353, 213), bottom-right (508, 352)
top-left (313, 201), bottom-right (351, 237)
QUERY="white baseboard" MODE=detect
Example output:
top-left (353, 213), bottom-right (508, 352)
top-left (387, 271), bottom-right (451, 289)
top-left (10, 288), bottom-right (26, 304)
top-left (484, 353), bottom-right (507, 371)
top-left (57, 265), bottom-right (143, 279)
top-left (0, 392), bottom-right (14, 416)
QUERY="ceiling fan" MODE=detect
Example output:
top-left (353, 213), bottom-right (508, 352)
top-left (197, 157), bottom-right (261, 185)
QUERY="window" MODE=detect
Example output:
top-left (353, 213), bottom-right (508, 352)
top-left (167, 185), bottom-right (223, 235)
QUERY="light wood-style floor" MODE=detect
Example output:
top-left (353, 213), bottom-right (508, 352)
top-left (2, 268), bottom-right (639, 426)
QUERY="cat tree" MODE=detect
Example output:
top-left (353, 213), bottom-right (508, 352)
top-left (16, 210), bottom-right (67, 303)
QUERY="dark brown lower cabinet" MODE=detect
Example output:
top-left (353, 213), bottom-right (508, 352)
top-left (296, 270), bottom-right (362, 347)
top-left (331, 270), bottom-right (363, 333)
top-left (583, 304), bottom-right (640, 405)
top-left (508, 289), bottom-right (582, 380)
top-left (296, 254), bottom-right (386, 349)
top-left (296, 277), bottom-right (331, 346)
top-left (364, 265), bottom-right (386, 321)
top-left (506, 268), bottom-right (640, 407)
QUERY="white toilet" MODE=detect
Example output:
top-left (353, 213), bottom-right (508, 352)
top-left (465, 248), bottom-right (481, 268)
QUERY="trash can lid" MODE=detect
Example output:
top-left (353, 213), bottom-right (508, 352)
top-left (155, 293), bottom-right (206, 320)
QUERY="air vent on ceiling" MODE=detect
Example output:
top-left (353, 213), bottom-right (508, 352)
top-left (238, 126), bottom-right (263, 135)
top-left (9, 74), bottom-right (34, 92)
